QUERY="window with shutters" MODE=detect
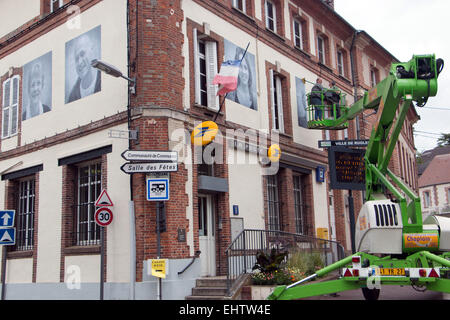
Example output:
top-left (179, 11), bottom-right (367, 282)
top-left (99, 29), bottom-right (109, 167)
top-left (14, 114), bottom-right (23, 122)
top-left (269, 70), bottom-right (285, 132)
top-left (193, 29), bottom-right (219, 111)
top-left (2, 75), bottom-right (20, 139)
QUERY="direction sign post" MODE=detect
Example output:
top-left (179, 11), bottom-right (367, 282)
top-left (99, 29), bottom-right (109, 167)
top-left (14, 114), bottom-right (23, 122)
top-left (121, 162), bottom-right (178, 174)
top-left (120, 150), bottom-right (178, 300)
top-left (121, 150), bottom-right (178, 162)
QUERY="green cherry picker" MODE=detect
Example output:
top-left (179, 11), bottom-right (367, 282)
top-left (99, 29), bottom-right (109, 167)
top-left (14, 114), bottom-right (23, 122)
top-left (268, 54), bottom-right (450, 300)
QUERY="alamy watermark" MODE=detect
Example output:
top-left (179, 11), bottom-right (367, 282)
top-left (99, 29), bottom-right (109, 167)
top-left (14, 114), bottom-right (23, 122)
top-left (170, 125), bottom-right (281, 175)
top-left (65, 265), bottom-right (81, 290)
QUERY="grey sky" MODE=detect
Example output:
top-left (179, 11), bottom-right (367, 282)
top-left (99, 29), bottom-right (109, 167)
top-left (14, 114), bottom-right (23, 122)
top-left (334, 0), bottom-right (450, 153)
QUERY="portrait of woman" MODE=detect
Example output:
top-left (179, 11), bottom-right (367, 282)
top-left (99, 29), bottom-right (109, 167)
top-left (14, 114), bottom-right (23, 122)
top-left (224, 40), bottom-right (258, 110)
top-left (22, 52), bottom-right (52, 121)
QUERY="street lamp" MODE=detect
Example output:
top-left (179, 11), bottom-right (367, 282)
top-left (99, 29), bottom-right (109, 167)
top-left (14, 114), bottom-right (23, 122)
top-left (91, 59), bottom-right (136, 94)
top-left (91, 58), bottom-right (137, 299)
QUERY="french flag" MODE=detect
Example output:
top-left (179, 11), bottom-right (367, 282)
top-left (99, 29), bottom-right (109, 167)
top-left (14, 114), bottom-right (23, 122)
top-left (213, 60), bottom-right (241, 96)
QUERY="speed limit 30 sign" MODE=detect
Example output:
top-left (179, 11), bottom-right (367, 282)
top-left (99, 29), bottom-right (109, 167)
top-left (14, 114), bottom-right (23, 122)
top-left (95, 207), bottom-right (113, 227)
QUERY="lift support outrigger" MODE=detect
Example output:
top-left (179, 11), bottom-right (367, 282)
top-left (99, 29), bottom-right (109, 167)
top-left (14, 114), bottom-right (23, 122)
top-left (268, 54), bottom-right (450, 300)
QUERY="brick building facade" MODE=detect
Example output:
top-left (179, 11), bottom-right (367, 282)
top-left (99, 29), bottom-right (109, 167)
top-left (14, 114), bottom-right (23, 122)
top-left (0, 0), bottom-right (419, 299)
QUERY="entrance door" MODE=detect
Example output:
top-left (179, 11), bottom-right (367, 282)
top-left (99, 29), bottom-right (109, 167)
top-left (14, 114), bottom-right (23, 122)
top-left (198, 195), bottom-right (216, 276)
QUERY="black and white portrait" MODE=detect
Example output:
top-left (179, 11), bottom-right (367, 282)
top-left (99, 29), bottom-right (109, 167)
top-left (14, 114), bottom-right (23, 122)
top-left (223, 39), bottom-right (258, 110)
top-left (65, 25), bottom-right (101, 104)
top-left (295, 76), bottom-right (308, 128)
top-left (22, 52), bottom-right (52, 121)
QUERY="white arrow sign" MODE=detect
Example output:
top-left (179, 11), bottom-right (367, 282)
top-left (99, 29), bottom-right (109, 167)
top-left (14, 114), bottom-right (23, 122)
top-left (121, 150), bottom-right (178, 162)
top-left (1, 213), bottom-right (11, 226)
top-left (0, 210), bottom-right (15, 227)
top-left (121, 162), bottom-right (178, 174)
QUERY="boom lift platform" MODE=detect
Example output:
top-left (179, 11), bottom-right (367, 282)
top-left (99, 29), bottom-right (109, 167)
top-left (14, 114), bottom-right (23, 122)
top-left (268, 54), bottom-right (450, 300)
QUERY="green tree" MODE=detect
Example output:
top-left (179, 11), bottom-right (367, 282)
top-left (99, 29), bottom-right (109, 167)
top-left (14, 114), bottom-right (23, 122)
top-left (437, 133), bottom-right (450, 147)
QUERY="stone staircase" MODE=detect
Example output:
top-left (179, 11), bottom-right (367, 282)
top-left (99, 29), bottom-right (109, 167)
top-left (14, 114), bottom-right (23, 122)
top-left (185, 276), bottom-right (230, 300)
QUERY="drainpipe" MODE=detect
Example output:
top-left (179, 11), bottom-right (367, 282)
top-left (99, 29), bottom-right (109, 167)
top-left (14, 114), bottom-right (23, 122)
top-left (350, 30), bottom-right (365, 205)
top-left (350, 30), bottom-right (361, 140)
top-left (127, 0), bottom-right (136, 301)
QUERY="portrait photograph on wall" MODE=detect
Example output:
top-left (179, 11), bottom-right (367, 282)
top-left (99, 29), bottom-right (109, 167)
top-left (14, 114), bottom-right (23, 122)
top-left (223, 39), bottom-right (258, 110)
top-left (295, 76), bottom-right (308, 128)
top-left (22, 51), bottom-right (52, 121)
top-left (65, 25), bottom-right (102, 104)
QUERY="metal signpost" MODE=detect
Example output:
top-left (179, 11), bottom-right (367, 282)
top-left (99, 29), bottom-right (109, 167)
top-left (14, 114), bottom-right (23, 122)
top-left (120, 149), bottom-right (177, 300)
top-left (321, 143), bottom-right (366, 254)
top-left (94, 190), bottom-right (113, 300)
top-left (0, 210), bottom-right (15, 300)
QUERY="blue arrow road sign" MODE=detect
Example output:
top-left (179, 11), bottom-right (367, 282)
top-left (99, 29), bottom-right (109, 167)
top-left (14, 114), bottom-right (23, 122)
top-left (0, 228), bottom-right (15, 245)
top-left (0, 210), bottom-right (15, 228)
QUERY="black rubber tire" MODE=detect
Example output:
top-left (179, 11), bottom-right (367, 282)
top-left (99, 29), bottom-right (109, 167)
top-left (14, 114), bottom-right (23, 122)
top-left (361, 287), bottom-right (380, 300)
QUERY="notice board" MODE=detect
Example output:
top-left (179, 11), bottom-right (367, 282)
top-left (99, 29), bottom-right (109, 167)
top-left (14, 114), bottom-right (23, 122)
top-left (328, 146), bottom-right (366, 190)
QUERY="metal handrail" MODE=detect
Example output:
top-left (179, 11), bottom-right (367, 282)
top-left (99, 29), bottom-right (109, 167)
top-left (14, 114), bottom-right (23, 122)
top-left (225, 229), bottom-right (345, 295)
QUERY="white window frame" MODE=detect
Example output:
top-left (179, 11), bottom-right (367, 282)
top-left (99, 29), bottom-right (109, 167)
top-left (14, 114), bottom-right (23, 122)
top-left (193, 29), bottom-right (219, 111)
top-left (2, 75), bottom-right (20, 139)
top-left (370, 69), bottom-right (377, 87)
top-left (265, 0), bottom-right (277, 32)
top-left (232, 0), bottom-right (246, 13)
top-left (50, 0), bottom-right (64, 12)
top-left (337, 50), bottom-right (344, 76)
top-left (269, 69), bottom-right (284, 133)
top-left (424, 191), bottom-right (431, 208)
top-left (293, 19), bottom-right (303, 50)
top-left (317, 35), bottom-right (325, 64)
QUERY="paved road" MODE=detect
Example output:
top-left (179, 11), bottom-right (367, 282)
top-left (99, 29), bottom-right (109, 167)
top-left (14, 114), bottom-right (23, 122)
top-left (302, 284), bottom-right (446, 300)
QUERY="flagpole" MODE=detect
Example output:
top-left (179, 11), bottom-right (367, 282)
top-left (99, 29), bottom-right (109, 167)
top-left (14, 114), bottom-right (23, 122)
top-left (213, 42), bottom-right (250, 122)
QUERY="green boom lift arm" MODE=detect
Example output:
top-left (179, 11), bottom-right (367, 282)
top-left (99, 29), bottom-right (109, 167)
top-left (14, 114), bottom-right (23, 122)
top-left (268, 54), bottom-right (449, 300)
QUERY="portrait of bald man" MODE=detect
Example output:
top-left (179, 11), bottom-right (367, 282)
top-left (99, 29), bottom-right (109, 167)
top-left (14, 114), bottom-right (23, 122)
top-left (65, 25), bottom-right (102, 104)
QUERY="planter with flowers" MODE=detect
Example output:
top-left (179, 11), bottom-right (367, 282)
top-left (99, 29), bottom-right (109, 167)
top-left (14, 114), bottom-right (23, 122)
top-left (246, 249), bottom-right (325, 300)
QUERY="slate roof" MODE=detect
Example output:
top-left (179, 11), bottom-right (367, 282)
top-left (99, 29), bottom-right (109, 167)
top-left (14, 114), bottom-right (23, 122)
top-left (418, 153), bottom-right (450, 187)
top-left (418, 145), bottom-right (450, 176)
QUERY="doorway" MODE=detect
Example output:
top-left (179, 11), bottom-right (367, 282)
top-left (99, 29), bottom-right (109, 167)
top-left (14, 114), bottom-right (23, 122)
top-left (198, 194), bottom-right (216, 276)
